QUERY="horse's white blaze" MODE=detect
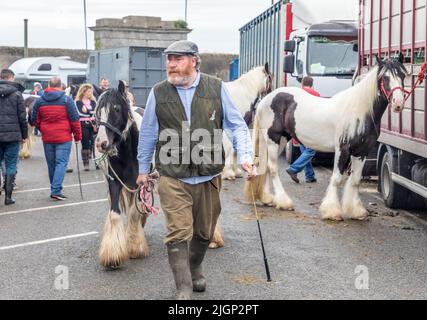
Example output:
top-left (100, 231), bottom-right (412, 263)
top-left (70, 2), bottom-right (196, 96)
top-left (96, 106), bottom-right (109, 151)
top-left (388, 70), bottom-right (405, 110)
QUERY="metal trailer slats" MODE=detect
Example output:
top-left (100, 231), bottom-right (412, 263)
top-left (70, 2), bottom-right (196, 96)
top-left (239, 1), bottom-right (287, 89)
top-left (361, 0), bottom-right (427, 158)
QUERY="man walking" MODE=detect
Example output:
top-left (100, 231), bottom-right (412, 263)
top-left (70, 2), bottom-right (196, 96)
top-left (286, 76), bottom-right (320, 183)
top-left (0, 69), bottom-right (28, 205)
top-left (137, 40), bottom-right (255, 300)
top-left (31, 77), bottom-right (82, 200)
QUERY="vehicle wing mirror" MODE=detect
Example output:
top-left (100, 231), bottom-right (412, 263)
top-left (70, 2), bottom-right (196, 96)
top-left (284, 40), bottom-right (296, 52)
top-left (283, 55), bottom-right (295, 74)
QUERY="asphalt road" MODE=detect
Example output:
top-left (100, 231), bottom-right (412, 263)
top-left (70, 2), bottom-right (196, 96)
top-left (0, 137), bottom-right (426, 300)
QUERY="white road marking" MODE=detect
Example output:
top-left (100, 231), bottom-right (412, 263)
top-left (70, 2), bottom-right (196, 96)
top-left (0, 198), bottom-right (109, 217)
top-left (14, 181), bottom-right (105, 194)
top-left (0, 232), bottom-right (99, 251)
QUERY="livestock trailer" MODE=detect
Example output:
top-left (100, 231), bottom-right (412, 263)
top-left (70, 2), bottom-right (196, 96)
top-left (359, 0), bottom-right (427, 208)
top-left (87, 46), bottom-right (166, 107)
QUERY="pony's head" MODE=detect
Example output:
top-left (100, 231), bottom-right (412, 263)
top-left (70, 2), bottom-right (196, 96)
top-left (95, 81), bottom-right (132, 154)
top-left (376, 54), bottom-right (408, 112)
top-left (261, 62), bottom-right (273, 95)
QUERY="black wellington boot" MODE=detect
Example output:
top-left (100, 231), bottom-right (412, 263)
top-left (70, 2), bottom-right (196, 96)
top-left (189, 237), bottom-right (210, 292)
top-left (5, 175), bottom-right (16, 205)
top-left (167, 241), bottom-right (193, 300)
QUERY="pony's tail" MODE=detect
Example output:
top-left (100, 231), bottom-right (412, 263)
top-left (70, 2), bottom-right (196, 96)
top-left (244, 112), bottom-right (268, 203)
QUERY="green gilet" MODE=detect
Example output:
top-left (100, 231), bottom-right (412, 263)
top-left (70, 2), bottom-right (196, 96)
top-left (154, 73), bottom-right (225, 178)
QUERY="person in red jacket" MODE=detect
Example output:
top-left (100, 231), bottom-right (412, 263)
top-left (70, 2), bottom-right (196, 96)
top-left (31, 77), bottom-right (82, 200)
top-left (286, 76), bottom-right (320, 184)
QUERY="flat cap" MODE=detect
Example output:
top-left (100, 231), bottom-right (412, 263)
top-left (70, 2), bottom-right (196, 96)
top-left (164, 40), bottom-right (199, 56)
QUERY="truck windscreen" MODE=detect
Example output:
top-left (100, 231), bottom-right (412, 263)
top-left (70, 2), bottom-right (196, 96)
top-left (307, 36), bottom-right (357, 76)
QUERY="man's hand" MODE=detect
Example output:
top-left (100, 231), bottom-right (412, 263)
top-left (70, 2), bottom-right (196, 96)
top-left (136, 174), bottom-right (149, 188)
top-left (241, 162), bottom-right (257, 180)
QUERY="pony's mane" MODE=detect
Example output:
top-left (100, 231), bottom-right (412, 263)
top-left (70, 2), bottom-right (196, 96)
top-left (225, 66), bottom-right (267, 114)
top-left (333, 66), bottom-right (380, 140)
top-left (96, 89), bottom-right (128, 115)
top-left (231, 66), bottom-right (266, 93)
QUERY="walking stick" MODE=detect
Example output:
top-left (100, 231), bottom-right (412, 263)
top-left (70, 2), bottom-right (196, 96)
top-left (250, 183), bottom-right (272, 282)
top-left (75, 142), bottom-right (84, 200)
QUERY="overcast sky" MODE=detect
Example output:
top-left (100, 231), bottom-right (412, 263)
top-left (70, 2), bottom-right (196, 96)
top-left (0, 0), bottom-right (276, 54)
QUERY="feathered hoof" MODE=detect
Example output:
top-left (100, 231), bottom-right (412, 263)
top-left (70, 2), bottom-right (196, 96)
top-left (222, 168), bottom-right (236, 181)
top-left (127, 238), bottom-right (150, 259)
top-left (350, 205), bottom-right (369, 221)
top-left (99, 252), bottom-right (128, 269)
top-left (209, 225), bottom-right (224, 249)
top-left (319, 203), bottom-right (344, 221)
top-left (273, 196), bottom-right (294, 211)
top-left (99, 212), bottom-right (129, 268)
top-left (260, 193), bottom-right (274, 207)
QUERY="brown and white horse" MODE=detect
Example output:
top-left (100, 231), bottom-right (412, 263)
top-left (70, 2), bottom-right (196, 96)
top-left (245, 55), bottom-right (407, 220)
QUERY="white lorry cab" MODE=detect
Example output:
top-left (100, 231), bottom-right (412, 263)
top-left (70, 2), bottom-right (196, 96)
top-left (9, 56), bottom-right (87, 94)
top-left (284, 21), bottom-right (358, 97)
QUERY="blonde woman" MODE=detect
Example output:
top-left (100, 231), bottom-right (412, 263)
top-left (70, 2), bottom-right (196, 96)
top-left (75, 84), bottom-right (97, 171)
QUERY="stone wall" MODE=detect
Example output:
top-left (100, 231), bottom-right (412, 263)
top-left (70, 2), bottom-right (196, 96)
top-left (0, 46), bottom-right (237, 81)
top-left (0, 46), bottom-right (89, 69)
top-left (200, 53), bottom-right (238, 81)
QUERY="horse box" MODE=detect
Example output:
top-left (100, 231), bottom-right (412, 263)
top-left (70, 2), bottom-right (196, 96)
top-left (87, 46), bottom-right (167, 108)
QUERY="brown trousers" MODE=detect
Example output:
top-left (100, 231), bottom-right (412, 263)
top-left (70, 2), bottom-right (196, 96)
top-left (158, 175), bottom-right (222, 245)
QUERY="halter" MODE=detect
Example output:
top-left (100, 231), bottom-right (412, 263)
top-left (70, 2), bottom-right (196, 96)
top-left (379, 80), bottom-right (410, 104)
top-left (96, 91), bottom-right (134, 142)
top-left (379, 61), bottom-right (427, 105)
top-left (98, 120), bottom-right (124, 137)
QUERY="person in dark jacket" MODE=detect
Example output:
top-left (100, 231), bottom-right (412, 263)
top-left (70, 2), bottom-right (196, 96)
top-left (75, 84), bottom-right (97, 171)
top-left (31, 77), bottom-right (82, 200)
top-left (0, 69), bottom-right (28, 205)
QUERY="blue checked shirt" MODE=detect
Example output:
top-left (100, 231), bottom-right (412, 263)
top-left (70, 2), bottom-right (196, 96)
top-left (137, 72), bottom-right (253, 185)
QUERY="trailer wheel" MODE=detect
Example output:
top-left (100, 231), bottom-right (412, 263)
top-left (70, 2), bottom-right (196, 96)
top-left (380, 152), bottom-right (407, 208)
top-left (285, 140), bottom-right (300, 164)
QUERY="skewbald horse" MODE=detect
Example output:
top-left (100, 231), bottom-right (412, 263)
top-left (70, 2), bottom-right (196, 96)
top-left (95, 81), bottom-right (148, 268)
top-left (245, 55), bottom-right (407, 221)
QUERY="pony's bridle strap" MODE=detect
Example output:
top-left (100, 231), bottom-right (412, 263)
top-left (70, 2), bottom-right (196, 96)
top-left (380, 80), bottom-right (410, 102)
top-left (98, 121), bottom-right (123, 137)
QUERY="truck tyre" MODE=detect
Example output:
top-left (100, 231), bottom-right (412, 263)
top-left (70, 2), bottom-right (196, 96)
top-left (380, 151), bottom-right (408, 209)
top-left (285, 140), bottom-right (300, 164)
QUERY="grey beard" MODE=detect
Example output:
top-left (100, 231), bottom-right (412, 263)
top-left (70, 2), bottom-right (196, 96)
top-left (167, 74), bottom-right (193, 87)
